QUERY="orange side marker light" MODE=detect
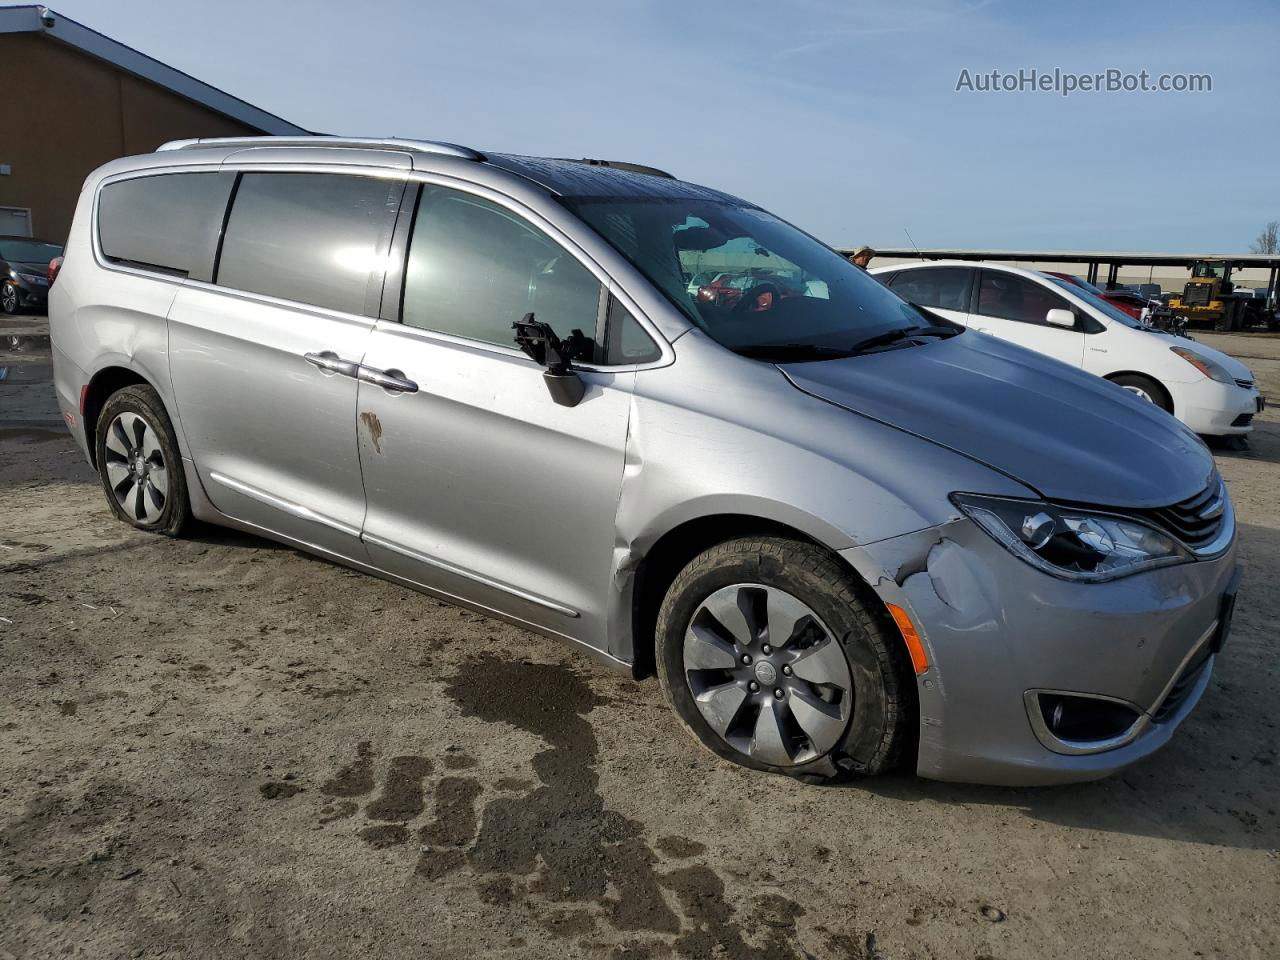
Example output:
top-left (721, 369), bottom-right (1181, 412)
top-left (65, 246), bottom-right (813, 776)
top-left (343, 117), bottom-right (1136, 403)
top-left (886, 603), bottom-right (929, 675)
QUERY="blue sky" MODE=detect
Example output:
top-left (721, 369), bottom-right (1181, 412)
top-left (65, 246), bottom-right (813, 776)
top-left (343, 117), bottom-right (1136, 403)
top-left (48, 0), bottom-right (1280, 251)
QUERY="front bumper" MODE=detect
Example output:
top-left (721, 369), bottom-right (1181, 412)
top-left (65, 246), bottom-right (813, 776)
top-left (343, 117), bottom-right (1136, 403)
top-left (847, 515), bottom-right (1239, 786)
top-left (1177, 377), bottom-right (1262, 436)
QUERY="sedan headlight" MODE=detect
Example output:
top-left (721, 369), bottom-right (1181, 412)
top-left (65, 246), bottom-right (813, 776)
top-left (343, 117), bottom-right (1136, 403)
top-left (1170, 346), bottom-right (1233, 384)
top-left (953, 494), bottom-right (1192, 582)
top-left (13, 271), bottom-right (48, 287)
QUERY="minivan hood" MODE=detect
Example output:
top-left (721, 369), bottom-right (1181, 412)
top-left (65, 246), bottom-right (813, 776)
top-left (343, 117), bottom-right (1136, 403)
top-left (782, 332), bottom-right (1214, 508)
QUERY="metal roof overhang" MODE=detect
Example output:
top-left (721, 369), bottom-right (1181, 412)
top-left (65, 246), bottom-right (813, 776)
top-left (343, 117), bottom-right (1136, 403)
top-left (844, 247), bottom-right (1280, 269)
top-left (0, 4), bottom-right (309, 136)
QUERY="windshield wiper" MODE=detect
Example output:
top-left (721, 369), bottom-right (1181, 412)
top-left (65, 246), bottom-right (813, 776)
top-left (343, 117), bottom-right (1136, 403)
top-left (733, 343), bottom-right (853, 361)
top-left (848, 324), bottom-right (958, 354)
top-left (734, 325), bottom-right (960, 362)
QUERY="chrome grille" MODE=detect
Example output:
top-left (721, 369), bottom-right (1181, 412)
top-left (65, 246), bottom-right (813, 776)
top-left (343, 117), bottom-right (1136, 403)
top-left (1136, 475), bottom-right (1230, 555)
top-left (1181, 283), bottom-right (1211, 306)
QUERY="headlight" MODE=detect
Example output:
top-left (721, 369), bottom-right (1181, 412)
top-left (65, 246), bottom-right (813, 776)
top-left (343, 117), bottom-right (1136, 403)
top-left (1170, 346), bottom-right (1232, 384)
top-left (13, 271), bottom-right (48, 287)
top-left (953, 494), bottom-right (1192, 582)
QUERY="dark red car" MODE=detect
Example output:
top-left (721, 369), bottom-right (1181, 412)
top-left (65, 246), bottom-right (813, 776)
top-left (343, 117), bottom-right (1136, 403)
top-left (1043, 271), bottom-right (1149, 320)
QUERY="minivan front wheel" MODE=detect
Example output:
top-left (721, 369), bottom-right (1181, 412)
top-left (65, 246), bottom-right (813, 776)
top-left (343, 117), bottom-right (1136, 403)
top-left (656, 537), bottom-right (911, 782)
top-left (95, 385), bottom-right (190, 537)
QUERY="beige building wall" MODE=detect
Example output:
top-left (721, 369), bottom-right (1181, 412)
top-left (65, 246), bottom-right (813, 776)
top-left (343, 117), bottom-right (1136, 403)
top-left (0, 32), bottom-right (258, 243)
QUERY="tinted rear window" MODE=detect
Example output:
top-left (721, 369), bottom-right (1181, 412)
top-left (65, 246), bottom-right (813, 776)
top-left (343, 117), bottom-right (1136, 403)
top-left (889, 267), bottom-right (972, 311)
top-left (98, 173), bottom-right (235, 278)
top-left (216, 173), bottom-right (402, 316)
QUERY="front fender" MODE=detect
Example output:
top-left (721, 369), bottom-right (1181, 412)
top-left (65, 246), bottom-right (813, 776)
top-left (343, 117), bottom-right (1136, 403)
top-left (604, 347), bottom-right (1032, 663)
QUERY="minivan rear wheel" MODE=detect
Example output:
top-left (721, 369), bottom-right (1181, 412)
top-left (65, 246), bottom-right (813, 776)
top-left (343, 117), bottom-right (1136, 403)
top-left (95, 385), bottom-right (190, 537)
top-left (655, 537), bottom-right (911, 782)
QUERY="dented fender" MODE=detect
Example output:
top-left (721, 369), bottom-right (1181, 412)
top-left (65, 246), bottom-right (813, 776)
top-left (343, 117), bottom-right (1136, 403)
top-left (840, 519), bottom-right (1007, 775)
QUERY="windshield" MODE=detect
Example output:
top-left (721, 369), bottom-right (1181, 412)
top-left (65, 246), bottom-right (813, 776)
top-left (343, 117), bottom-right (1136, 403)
top-left (1045, 275), bottom-right (1144, 328)
top-left (564, 197), bottom-right (930, 359)
top-left (0, 240), bottom-right (62, 263)
top-left (1192, 262), bottom-right (1227, 279)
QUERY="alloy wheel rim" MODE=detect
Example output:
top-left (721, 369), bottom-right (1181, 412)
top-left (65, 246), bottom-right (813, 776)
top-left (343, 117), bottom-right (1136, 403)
top-left (1121, 385), bottom-right (1154, 403)
top-left (683, 583), bottom-right (853, 766)
top-left (1, 285), bottom-right (15, 311)
top-left (103, 411), bottom-right (168, 522)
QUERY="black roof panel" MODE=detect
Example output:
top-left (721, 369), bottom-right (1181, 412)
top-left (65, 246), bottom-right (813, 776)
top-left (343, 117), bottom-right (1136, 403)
top-left (486, 154), bottom-right (753, 206)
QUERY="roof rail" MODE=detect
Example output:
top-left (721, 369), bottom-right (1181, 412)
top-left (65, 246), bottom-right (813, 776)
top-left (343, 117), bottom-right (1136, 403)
top-left (556, 158), bottom-right (676, 179)
top-left (155, 136), bottom-right (485, 161)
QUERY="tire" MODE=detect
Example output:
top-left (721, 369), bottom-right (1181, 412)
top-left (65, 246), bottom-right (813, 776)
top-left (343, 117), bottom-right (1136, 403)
top-left (94, 384), bottom-right (190, 537)
top-left (0, 281), bottom-right (18, 315)
top-left (655, 537), bottom-right (912, 782)
top-left (1109, 373), bottom-right (1172, 413)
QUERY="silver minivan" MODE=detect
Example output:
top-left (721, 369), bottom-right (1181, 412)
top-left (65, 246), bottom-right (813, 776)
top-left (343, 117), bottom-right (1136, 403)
top-left (50, 137), bottom-right (1240, 786)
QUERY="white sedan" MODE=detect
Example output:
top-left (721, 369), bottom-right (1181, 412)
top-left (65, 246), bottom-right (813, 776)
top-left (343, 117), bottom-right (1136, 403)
top-left (870, 260), bottom-right (1263, 437)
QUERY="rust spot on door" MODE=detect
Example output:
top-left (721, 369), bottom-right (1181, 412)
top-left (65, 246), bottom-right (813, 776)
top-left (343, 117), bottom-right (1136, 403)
top-left (360, 411), bottom-right (383, 454)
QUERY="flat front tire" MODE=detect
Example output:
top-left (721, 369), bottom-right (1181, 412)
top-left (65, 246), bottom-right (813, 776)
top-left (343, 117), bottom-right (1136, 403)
top-left (94, 385), bottom-right (191, 537)
top-left (656, 537), bottom-right (912, 782)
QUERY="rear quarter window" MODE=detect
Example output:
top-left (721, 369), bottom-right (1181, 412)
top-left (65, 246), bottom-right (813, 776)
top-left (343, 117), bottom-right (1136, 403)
top-left (98, 172), bottom-right (235, 280)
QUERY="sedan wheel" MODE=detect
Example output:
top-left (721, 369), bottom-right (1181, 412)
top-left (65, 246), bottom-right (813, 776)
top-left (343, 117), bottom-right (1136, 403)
top-left (0, 282), bottom-right (18, 315)
top-left (1109, 373), bottom-right (1172, 413)
top-left (684, 583), bottom-right (853, 766)
top-left (103, 411), bottom-right (169, 522)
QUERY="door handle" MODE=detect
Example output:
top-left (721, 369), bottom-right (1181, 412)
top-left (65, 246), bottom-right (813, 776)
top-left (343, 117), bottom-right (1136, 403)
top-left (358, 365), bottom-right (419, 394)
top-left (304, 350), bottom-right (360, 378)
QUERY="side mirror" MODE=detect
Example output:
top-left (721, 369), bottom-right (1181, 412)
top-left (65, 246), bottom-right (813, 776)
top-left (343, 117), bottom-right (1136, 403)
top-left (512, 313), bottom-right (586, 407)
top-left (1045, 308), bottom-right (1076, 329)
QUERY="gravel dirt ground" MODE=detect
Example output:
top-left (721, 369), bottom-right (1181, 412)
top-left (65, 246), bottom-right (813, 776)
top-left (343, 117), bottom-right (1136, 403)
top-left (1, 318), bottom-right (1277, 960)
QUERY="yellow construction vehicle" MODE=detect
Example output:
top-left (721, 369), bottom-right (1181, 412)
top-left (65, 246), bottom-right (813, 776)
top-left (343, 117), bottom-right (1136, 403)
top-left (1167, 259), bottom-right (1267, 331)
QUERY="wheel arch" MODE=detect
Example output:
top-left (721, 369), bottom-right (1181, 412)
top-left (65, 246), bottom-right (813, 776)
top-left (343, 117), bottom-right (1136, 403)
top-left (636, 519), bottom-right (921, 778)
top-left (627, 511), bottom-right (892, 680)
top-left (82, 365), bottom-right (163, 468)
top-left (1104, 370), bottom-right (1175, 415)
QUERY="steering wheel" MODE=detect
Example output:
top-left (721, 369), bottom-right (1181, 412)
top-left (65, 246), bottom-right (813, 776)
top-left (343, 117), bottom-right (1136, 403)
top-left (733, 282), bottom-right (782, 314)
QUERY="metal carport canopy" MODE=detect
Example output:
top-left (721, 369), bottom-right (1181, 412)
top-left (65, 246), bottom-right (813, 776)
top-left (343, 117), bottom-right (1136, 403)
top-left (845, 247), bottom-right (1280, 294)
